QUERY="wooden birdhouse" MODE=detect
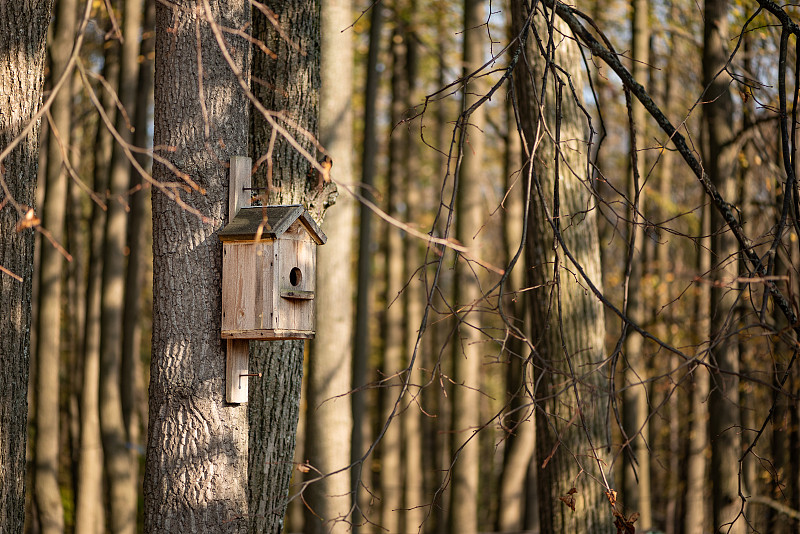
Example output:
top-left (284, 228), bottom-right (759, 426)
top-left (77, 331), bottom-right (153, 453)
top-left (219, 204), bottom-right (326, 339)
top-left (220, 156), bottom-right (327, 403)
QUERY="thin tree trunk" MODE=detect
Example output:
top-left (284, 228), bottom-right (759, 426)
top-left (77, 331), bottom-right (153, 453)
top-left (703, 1), bottom-right (743, 532)
top-left (0, 2), bottom-right (53, 532)
top-left (144, 2), bottom-right (251, 531)
top-left (120, 4), bottom-right (155, 523)
top-left (449, 1), bottom-right (485, 532)
top-left (401, 9), bottom-right (425, 530)
top-left (621, 0), bottom-right (652, 528)
top-left (302, 0), bottom-right (355, 531)
top-left (248, 1), bottom-right (332, 532)
top-left (352, 5), bottom-right (382, 533)
top-left (74, 38), bottom-right (118, 534)
top-left (100, 1), bottom-right (143, 532)
top-left (684, 202), bottom-right (712, 534)
top-left (34, 0), bottom-right (76, 530)
top-left (378, 19), bottom-right (407, 533)
top-left (512, 6), bottom-right (613, 533)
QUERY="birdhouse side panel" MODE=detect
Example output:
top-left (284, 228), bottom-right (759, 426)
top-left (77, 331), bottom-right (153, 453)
top-left (273, 237), bottom-right (316, 334)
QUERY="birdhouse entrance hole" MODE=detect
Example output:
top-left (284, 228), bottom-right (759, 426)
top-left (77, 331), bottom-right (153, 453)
top-left (290, 267), bottom-right (302, 286)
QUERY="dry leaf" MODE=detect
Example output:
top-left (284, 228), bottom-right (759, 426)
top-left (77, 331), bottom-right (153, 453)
top-left (559, 487), bottom-right (577, 512)
top-left (15, 208), bottom-right (40, 231)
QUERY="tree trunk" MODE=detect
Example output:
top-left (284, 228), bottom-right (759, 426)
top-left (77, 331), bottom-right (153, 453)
top-left (34, 0), bottom-right (76, 531)
top-left (303, 0), bottom-right (354, 531)
top-left (621, 0), bottom-right (652, 528)
top-left (248, 1), bottom-right (332, 532)
top-left (702, 1), bottom-right (743, 532)
top-left (75, 34), bottom-right (117, 534)
top-left (449, 1), bottom-right (485, 532)
top-left (378, 19), bottom-right (407, 533)
top-left (144, 2), bottom-right (251, 531)
top-left (511, 5), bottom-right (613, 533)
top-left (0, 2), bottom-right (53, 533)
top-left (101, 1), bottom-right (143, 532)
top-left (352, 5), bottom-right (382, 532)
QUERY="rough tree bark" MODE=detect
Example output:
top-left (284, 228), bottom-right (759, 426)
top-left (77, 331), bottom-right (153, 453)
top-left (0, 2), bottom-right (54, 533)
top-left (248, 1), bottom-right (334, 532)
top-left (144, 2), bottom-right (251, 531)
top-left (302, 0), bottom-right (354, 531)
top-left (511, 5), bottom-right (613, 533)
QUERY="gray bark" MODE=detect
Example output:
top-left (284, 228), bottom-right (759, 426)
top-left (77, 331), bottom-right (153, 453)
top-left (248, 1), bottom-right (331, 532)
top-left (511, 5), bottom-right (613, 533)
top-left (144, 2), bottom-right (251, 531)
top-left (0, 2), bottom-right (53, 533)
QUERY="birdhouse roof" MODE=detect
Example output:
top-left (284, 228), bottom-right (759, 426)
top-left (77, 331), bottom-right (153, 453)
top-left (219, 205), bottom-right (327, 244)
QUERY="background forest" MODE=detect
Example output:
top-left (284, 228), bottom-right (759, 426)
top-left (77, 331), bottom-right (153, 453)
top-left (1, 0), bottom-right (800, 533)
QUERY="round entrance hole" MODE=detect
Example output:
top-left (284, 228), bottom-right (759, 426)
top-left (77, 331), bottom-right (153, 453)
top-left (290, 267), bottom-right (302, 287)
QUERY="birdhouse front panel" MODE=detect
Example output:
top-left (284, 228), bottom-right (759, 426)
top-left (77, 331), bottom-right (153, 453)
top-left (273, 222), bottom-right (316, 334)
top-left (221, 240), bottom-right (275, 335)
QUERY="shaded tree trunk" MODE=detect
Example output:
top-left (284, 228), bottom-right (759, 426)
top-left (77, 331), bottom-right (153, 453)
top-left (621, 0), bottom-right (652, 528)
top-left (34, 0), bottom-right (76, 530)
top-left (303, 0), bottom-right (355, 531)
top-left (248, 1), bottom-right (333, 532)
top-left (511, 5), bottom-right (613, 533)
top-left (144, 2), bottom-right (251, 531)
top-left (702, 1), bottom-right (743, 532)
top-left (0, 2), bottom-right (53, 532)
top-left (75, 34), bottom-right (118, 534)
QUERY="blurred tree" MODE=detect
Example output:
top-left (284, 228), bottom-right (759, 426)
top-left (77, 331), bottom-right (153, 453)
top-left (303, 0), bottom-right (355, 531)
top-left (34, 0), bottom-right (76, 531)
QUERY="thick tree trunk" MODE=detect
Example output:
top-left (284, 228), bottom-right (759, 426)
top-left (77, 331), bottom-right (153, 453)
top-left (621, 0), bottom-right (652, 528)
top-left (512, 6), bottom-right (613, 533)
top-left (34, 1), bottom-right (76, 531)
top-left (449, 1), bottom-right (485, 532)
top-left (101, 1), bottom-right (143, 532)
top-left (703, 1), bottom-right (744, 532)
top-left (144, 2), bottom-right (251, 531)
top-left (0, 2), bottom-right (53, 533)
top-left (248, 1), bottom-right (331, 532)
top-left (303, 0), bottom-right (354, 531)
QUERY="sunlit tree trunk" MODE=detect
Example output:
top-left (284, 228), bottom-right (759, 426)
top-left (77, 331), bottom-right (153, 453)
top-left (34, 0), bottom-right (76, 530)
top-left (100, 1), bottom-right (143, 532)
top-left (512, 6), bottom-right (613, 533)
top-left (0, 2), bottom-right (53, 532)
top-left (703, 1), bottom-right (743, 532)
top-left (448, 0), bottom-right (485, 532)
top-left (303, 0), bottom-right (354, 531)
top-left (144, 2), bottom-right (251, 531)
